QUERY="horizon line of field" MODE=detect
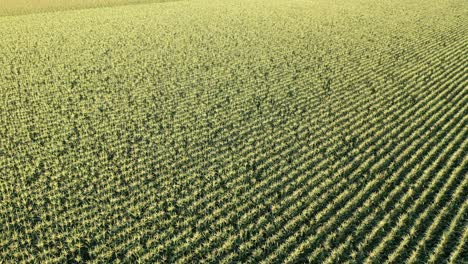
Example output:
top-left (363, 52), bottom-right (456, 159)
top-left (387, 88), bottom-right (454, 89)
top-left (0, 0), bottom-right (185, 18)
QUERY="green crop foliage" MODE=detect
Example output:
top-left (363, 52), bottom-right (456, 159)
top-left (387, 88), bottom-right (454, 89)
top-left (0, 0), bottom-right (467, 263)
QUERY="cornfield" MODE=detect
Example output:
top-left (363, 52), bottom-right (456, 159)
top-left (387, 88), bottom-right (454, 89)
top-left (0, 0), bottom-right (467, 263)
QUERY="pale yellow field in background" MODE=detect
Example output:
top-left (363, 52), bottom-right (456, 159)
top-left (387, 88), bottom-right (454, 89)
top-left (0, 0), bottom-right (171, 16)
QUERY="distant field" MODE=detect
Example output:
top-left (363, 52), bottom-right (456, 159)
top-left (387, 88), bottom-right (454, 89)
top-left (0, 0), bottom-right (177, 16)
top-left (0, 0), bottom-right (467, 263)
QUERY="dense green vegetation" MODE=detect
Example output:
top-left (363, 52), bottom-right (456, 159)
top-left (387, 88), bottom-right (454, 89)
top-left (0, 0), bottom-right (467, 262)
